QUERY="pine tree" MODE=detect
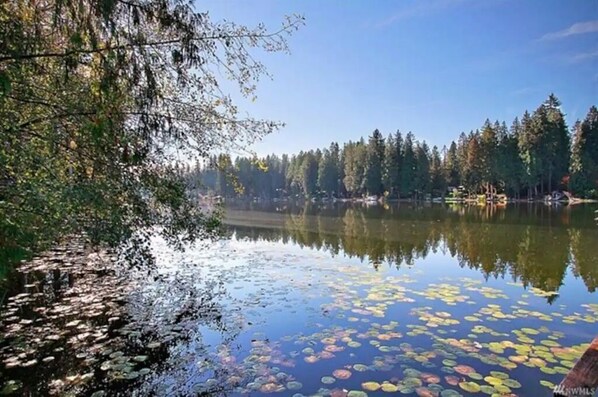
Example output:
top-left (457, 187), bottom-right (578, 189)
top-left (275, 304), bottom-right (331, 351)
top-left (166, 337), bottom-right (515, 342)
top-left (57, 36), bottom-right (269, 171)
top-left (543, 94), bottom-right (570, 194)
top-left (479, 119), bottom-right (499, 195)
top-left (570, 106), bottom-right (598, 197)
top-left (463, 133), bottom-right (482, 194)
top-left (382, 133), bottom-right (400, 196)
top-left (363, 129), bottom-right (385, 195)
top-left (498, 118), bottom-right (524, 198)
top-left (183, 94), bottom-right (587, 202)
top-left (318, 144), bottom-right (340, 198)
top-left (414, 141), bottom-right (431, 199)
top-left (518, 110), bottom-right (542, 198)
top-left (456, 132), bottom-right (469, 188)
top-left (430, 145), bottom-right (445, 196)
top-left (400, 132), bottom-right (416, 197)
top-left (301, 151), bottom-right (319, 197)
top-left (343, 141), bottom-right (367, 197)
top-left (443, 141), bottom-right (460, 188)
top-left (330, 142), bottom-right (341, 194)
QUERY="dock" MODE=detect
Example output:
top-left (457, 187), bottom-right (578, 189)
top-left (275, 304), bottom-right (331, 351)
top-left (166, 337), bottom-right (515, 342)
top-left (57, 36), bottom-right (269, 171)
top-left (554, 336), bottom-right (598, 396)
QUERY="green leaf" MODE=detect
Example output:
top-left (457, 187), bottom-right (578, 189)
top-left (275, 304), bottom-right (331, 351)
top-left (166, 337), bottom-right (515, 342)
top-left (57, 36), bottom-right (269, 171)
top-left (70, 32), bottom-right (83, 47)
top-left (0, 72), bottom-right (11, 97)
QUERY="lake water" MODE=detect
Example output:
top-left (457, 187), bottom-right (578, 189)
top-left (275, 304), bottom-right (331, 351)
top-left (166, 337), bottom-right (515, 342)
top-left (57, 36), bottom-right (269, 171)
top-left (1, 203), bottom-right (597, 396)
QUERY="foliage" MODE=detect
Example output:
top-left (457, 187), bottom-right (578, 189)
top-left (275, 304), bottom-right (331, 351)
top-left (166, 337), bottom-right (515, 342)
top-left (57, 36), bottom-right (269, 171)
top-left (187, 95), bottom-right (595, 201)
top-left (363, 129), bottom-right (385, 195)
top-left (0, 0), bottom-right (303, 257)
top-left (400, 133), bottom-right (416, 197)
top-left (570, 106), bottom-right (598, 197)
top-left (343, 140), bottom-right (367, 197)
top-left (300, 152), bottom-right (319, 196)
top-left (382, 132), bottom-right (401, 196)
top-left (318, 143), bottom-right (340, 197)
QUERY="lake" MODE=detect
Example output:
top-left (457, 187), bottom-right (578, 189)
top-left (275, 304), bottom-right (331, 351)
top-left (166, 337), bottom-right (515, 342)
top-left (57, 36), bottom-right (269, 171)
top-left (1, 203), bottom-right (597, 396)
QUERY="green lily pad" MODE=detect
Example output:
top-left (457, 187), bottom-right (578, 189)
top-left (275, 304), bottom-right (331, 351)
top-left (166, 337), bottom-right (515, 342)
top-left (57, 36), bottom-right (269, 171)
top-left (489, 371), bottom-right (508, 380)
top-left (459, 381), bottom-right (481, 393)
top-left (502, 379), bottom-right (521, 388)
top-left (361, 382), bottom-right (381, 391)
top-left (380, 383), bottom-right (399, 392)
top-left (347, 391), bottom-right (368, 397)
top-left (440, 390), bottom-right (462, 397)
top-left (321, 376), bottom-right (336, 384)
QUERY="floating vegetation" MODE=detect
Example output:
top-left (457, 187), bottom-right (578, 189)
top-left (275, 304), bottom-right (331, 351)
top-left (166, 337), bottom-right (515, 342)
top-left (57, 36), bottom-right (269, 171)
top-left (321, 376), bottom-right (336, 385)
top-left (361, 381), bottom-right (380, 391)
top-left (332, 369), bottom-right (352, 380)
top-left (459, 381), bottom-right (481, 393)
top-left (0, 231), bottom-right (596, 396)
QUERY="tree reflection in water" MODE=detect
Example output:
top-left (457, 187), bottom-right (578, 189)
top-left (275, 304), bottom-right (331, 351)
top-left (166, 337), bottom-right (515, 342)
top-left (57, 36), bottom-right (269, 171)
top-left (1, 203), bottom-right (596, 396)
top-left (225, 202), bottom-right (598, 295)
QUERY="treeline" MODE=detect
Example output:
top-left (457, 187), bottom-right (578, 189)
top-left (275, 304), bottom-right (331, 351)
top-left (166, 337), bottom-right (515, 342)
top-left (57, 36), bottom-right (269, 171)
top-left (184, 95), bottom-right (598, 199)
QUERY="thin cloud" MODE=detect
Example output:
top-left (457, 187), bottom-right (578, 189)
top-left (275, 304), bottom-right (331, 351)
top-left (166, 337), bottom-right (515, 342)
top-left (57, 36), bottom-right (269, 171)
top-left (376, 0), bottom-right (468, 28)
top-left (570, 49), bottom-right (598, 63)
top-left (540, 20), bottom-right (598, 41)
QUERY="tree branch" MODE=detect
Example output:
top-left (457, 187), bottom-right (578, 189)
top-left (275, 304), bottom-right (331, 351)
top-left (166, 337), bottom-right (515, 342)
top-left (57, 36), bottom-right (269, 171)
top-left (0, 21), bottom-right (300, 63)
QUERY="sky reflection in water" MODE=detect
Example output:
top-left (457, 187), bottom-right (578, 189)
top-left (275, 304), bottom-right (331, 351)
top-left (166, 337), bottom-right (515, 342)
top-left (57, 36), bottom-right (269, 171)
top-left (1, 203), bottom-right (597, 396)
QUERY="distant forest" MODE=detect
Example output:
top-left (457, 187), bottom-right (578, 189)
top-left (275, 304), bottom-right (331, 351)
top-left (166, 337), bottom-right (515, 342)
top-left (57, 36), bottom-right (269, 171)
top-left (183, 95), bottom-right (598, 200)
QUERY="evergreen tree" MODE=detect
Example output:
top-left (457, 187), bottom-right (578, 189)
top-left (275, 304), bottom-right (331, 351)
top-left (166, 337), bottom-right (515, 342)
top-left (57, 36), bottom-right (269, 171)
top-left (290, 152), bottom-right (307, 195)
top-left (343, 141), bottom-right (366, 197)
top-left (479, 119), bottom-right (498, 194)
top-left (363, 129), bottom-right (385, 195)
top-left (430, 145), bottom-right (445, 196)
top-left (456, 132), bottom-right (469, 187)
top-left (330, 142), bottom-right (341, 194)
top-left (382, 133), bottom-right (400, 196)
top-left (543, 94), bottom-right (570, 193)
top-left (518, 110), bottom-right (541, 198)
top-left (301, 152), bottom-right (319, 197)
top-left (499, 118), bottom-right (524, 198)
top-left (443, 141), bottom-right (460, 187)
top-left (181, 94), bottom-right (590, 202)
top-left (318, 145), bottom-right (340, 198)
top-left (400, 132), bottom-right (416, 197)
top-left (281, 154), bottom-right (290, 192)
top-left (463, 133), bottom-right (482, 194)
top-left (570, 106), bottom-right (598, 197)
top-left (414, 141), bottom-right (431, 198)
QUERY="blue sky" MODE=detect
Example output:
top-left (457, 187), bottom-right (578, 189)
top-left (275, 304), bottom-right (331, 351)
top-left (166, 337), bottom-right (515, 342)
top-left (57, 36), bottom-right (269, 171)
top-left (204, 0), bottom-right (598, 156)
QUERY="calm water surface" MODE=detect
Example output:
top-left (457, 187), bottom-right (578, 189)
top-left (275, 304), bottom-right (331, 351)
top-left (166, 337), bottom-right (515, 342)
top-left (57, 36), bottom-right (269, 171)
top-left (1, 203), bottom-right (597, 396)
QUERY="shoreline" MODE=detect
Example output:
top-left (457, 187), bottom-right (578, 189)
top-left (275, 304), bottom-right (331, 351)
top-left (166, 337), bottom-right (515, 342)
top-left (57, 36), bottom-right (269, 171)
top-left (213, 197), bottom-right (598, 205)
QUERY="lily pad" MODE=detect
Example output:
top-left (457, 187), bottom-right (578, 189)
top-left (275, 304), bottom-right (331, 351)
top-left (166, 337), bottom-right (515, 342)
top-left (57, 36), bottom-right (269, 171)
top-left (381, 383), bottom-right (399, 392)
top-left (454, 365), bottom-right (475, 375)
top-left (333, 369), bottom-right (352, 380)
top-left (502, 379), bottom-right (521, 388)
top-left (458, 381), bottom-right (481, 393)
top-left (440, 390), bottom-right (462, 397)
top-left (286, 381), bottom-right (302, 390)
top-left (347, 391), bottom-right (368, 397)
top-left (361, 382), bottom-right (380, 391)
